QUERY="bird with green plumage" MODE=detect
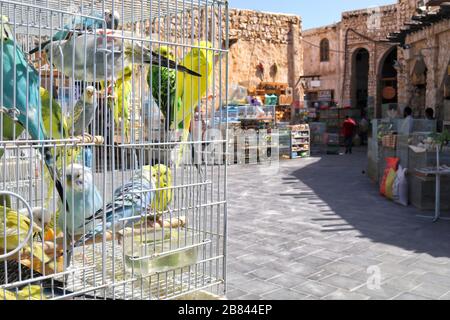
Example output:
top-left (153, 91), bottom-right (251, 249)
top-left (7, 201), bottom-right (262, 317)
top-left (148, 46), bottom-right (181, 130)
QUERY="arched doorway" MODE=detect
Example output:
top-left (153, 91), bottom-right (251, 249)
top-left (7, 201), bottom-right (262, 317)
top-left (378, 47), bottom-right (398, 118)
top-left (410, 56), bottom-right (428, 118)
top-left (437, 57), bottom-right (450, 125)
top-left (351, 48), bottom-right (370, 115)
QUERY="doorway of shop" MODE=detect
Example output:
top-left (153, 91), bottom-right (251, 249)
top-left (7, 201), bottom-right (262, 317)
top-left (351, 48), bottom-right (370, 116)
top-left (410, 55), bottom-right (428, 118)
top-left (378, 47), bottom-right (398, 118)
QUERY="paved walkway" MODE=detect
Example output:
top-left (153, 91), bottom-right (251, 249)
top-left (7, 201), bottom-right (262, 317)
top-left (226, 148), bottom-right (450, 300)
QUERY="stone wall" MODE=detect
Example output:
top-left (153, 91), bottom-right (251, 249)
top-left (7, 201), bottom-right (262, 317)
top-left (128, 8), bottom-right (303, 106)
top-left (227, 9), bottom-right (303, 103)
top-left (301, 0), bottom-right (425, 117)
top-left (398, 0), bottom-right (419, 25)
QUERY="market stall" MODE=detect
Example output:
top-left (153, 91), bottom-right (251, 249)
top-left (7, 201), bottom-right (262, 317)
top-left (222, 81), bottom-right (312, 164)
top-left (368, 117), bottom-right (450, 214)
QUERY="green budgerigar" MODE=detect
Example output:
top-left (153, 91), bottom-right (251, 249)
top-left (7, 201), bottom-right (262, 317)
top-left (148, 46), bottom-right (181, 130)
top-left (40, 87), bottom-right (68, 142)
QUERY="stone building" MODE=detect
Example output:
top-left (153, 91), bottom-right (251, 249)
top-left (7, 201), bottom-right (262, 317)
top-left (302, 0), bottom-right (431, 119)
top-left (113, 1), bottom-right (449, 124)
top-left (388, 1), bottom-right (450, 123)
top-left (302, 24), bottom-right (342, 110)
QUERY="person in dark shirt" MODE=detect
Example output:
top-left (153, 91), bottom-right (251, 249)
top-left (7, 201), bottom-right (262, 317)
top-left (342, 116), bottom-right (357, 154)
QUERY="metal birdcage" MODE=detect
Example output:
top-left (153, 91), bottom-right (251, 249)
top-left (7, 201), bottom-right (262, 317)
top-left (0, 0), bottom-right (229, 300)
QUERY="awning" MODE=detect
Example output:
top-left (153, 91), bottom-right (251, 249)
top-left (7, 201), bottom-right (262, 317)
top-left (386, 2), bottom-right (450, 45)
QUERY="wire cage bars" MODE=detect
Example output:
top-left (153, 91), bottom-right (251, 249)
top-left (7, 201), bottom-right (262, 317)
top-left (0, 0), bottom-right (229, 300)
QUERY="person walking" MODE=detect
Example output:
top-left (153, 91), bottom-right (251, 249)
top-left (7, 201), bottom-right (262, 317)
top-left (342, 116), bottom-right (357, 154)
top-left (359, 114), bottom-right (369, 146)
top-left (400, 106), bottom-right (414, 135)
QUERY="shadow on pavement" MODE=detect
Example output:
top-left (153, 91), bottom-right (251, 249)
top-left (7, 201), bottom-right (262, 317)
top-left (288, 147), bottom-right (450, 259)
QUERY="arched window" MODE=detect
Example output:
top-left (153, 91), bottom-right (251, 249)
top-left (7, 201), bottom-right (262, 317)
top-left (320, 38), bottom-right (330, 62)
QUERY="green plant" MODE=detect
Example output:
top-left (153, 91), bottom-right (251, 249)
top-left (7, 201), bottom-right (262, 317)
top-left (430, 130), bottom-right (450, 151)
top-left (377, 123), bottom-right (394, 141)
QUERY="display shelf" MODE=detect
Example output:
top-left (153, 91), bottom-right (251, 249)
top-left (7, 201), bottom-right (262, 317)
top-left (289, 124), bottom-right (311, 159)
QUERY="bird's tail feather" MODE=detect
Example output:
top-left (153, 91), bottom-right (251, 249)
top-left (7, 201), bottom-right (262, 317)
top-left (142, 50), bottom-right (201, 77)
top-left (73, 231), bottom-right (96, 248)
top-left (29, 39), bottom-right (51, 55)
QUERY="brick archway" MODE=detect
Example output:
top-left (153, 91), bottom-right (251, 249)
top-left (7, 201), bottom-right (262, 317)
top-left (439, 55), bottom-right (450, 95)
top-left (377, 46), bottom-right (398, 118)
top-left (437, 55), bottom-right (450, 121)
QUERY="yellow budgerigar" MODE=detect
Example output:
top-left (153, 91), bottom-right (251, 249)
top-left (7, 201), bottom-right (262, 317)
top-left (174, 41), bottom-right (218, 165)
top-left (151, 164), bottom-right (173, 213)
top-left (111, 66), bottom-right (133, 140)
top-left (174, 41), bottom-right (217, 131)
top-left (0, 206), bottom-right (51, 264)
top-left (0, 285), bottom-right (45, 300)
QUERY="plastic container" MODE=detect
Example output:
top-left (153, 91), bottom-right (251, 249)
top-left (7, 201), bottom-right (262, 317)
top-left (123, 229), bottom-right (205, 277)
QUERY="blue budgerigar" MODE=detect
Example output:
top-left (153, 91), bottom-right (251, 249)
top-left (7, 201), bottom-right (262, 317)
top-left (1, 15), bottom-right (48, 143)
top-left (58, 164), bottom-right (103, 238)
top-left (29, 9), bottom-right (106, 54)
top-left (75, 166), bottom-right (156, 246)
top-left (1, 15), bottom-right (69, 209)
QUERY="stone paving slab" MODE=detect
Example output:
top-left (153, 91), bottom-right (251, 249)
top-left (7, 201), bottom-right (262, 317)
top-left (226, 149), bottom-right (450, 300)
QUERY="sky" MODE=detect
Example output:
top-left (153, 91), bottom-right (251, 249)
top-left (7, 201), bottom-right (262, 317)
top-left (228, 0), bottom-right (397, 30)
